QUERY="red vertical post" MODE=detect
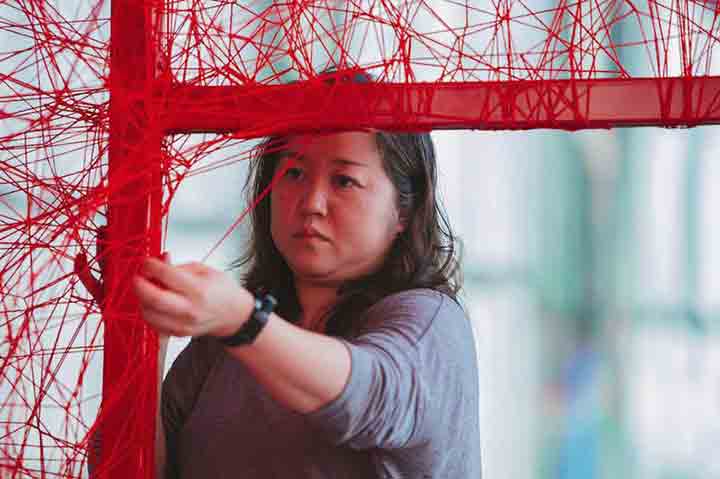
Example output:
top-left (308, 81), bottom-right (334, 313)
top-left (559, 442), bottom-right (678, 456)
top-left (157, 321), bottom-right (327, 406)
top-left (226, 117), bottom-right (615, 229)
top-left (97, 2), bottom-right (720, 477)
top-left (103, 0), bottom-right (163, 477)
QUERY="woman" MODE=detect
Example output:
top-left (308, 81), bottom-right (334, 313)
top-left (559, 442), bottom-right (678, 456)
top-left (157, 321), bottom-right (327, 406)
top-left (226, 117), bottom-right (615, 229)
top-left (130, 126), bottom-right (481, 478)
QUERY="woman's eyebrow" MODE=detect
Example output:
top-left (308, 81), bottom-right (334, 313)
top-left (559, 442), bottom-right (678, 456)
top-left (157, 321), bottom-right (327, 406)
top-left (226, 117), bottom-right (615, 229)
top-left (280, 151), bottom-right (303, 162)
top-left (281, 154), bottom-right (366, 168)
top-left (333, 158), bottom-right (367, 168)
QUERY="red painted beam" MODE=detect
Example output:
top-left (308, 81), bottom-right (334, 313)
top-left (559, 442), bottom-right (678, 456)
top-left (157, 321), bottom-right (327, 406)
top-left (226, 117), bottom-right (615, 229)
top-left (160, 76), bottom-right (720, 136)
top-left (104, 1), bottom-right (163, 478)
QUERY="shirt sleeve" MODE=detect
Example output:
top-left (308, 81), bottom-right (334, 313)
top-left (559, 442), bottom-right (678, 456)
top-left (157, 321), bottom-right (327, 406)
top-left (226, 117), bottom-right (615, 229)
top-left (302, 289), bottom-right (473, 451)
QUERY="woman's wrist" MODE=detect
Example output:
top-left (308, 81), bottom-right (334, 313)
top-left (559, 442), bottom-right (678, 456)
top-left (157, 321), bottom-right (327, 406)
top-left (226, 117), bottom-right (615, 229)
top-left (212, 287), bottom-right (255, 338)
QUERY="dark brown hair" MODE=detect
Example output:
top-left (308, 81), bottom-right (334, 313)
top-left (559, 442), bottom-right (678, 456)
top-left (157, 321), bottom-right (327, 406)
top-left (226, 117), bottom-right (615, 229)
top-left (231, 74), bottom-right (463, 338)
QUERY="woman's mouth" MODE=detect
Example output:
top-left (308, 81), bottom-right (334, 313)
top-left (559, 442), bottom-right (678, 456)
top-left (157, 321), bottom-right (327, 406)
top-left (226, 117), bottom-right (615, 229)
top-left (293, 227), bottom-right (329, 241)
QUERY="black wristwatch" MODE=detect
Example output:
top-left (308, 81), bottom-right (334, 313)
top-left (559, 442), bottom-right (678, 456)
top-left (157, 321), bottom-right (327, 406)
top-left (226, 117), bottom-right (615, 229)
top-left (217, 293), bottom-right (277, 347)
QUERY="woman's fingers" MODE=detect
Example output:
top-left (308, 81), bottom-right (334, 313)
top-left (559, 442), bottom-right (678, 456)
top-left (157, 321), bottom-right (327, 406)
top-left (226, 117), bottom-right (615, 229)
top-left (141, 307), bottom-right (182, 337)
top-left (134, 253), bottom-right (221, 337)
top-left (134, 276), bottom-right (196, 336)
top-left (133, 274), bottom-right (192, 317)
top-left (140, 257), bottom-right (197, 296)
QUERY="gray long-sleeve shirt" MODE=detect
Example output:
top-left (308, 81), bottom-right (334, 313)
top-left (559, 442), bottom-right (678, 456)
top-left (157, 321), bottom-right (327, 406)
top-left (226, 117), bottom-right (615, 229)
top-left (162, 288), bottom-right (482, 478)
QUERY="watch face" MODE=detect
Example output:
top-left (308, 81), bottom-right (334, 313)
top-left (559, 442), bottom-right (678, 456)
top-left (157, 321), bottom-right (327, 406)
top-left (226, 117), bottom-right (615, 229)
top-left (219, 294), bottom-right (276, 347)
top-left (262, 295), bottom-right (278, 312)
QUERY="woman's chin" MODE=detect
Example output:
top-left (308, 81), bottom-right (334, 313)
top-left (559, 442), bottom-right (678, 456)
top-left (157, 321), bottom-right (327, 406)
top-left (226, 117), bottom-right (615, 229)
top-left (288, 258), bottom-right (336, 280)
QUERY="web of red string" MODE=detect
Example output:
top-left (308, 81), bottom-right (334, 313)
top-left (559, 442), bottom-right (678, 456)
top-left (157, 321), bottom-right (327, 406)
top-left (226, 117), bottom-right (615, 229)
top-left (1, 0), bottom-right (719, 477)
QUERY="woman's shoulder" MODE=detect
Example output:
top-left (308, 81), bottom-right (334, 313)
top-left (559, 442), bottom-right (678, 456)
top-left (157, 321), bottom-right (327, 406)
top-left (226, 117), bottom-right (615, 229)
top-left (356, 288), bottom-right (469, 340)
top-left (366, 287), bottom-right (465, 317)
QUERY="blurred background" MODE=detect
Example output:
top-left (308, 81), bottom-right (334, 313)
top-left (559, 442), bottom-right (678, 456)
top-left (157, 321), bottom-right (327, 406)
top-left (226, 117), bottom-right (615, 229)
top-left (163, 125), bottom-right (720, 479)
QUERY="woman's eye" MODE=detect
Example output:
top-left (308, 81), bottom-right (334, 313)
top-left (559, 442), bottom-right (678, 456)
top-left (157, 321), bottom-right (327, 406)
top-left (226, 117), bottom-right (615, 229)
top-left (285, 167), bottom-right (303, 180)
top-left (335, 175), bottom-right (359, 189)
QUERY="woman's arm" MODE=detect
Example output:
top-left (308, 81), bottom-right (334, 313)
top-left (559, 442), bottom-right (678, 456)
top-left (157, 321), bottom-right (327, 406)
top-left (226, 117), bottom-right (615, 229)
top-left (224, 314), bottom-right (351, 414)
top-left (133, 257), bottom-right (352, 415)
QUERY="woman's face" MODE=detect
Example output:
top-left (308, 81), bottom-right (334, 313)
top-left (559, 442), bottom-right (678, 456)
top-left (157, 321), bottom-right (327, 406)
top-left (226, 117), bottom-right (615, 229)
top-left (270, 132), bottom-right (405, 286)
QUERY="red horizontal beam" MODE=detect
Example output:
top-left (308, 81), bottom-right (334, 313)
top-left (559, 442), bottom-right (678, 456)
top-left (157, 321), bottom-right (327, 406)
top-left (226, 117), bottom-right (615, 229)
top-left (159, 76), bottom-right (720, 136)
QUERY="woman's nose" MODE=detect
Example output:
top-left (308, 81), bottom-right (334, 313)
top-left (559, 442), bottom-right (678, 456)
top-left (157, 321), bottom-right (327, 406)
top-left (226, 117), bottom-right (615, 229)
top-left (299, 180), bottom-right (328, 216)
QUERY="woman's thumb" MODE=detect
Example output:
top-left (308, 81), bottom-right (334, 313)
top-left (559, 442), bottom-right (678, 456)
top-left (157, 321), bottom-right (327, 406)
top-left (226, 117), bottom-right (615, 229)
top-left (161, 251), bottom-right (171, 264)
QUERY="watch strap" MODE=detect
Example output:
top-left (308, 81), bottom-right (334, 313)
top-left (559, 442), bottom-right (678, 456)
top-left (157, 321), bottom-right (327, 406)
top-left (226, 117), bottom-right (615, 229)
top-left (217, 293), bottom-right (277, 347)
